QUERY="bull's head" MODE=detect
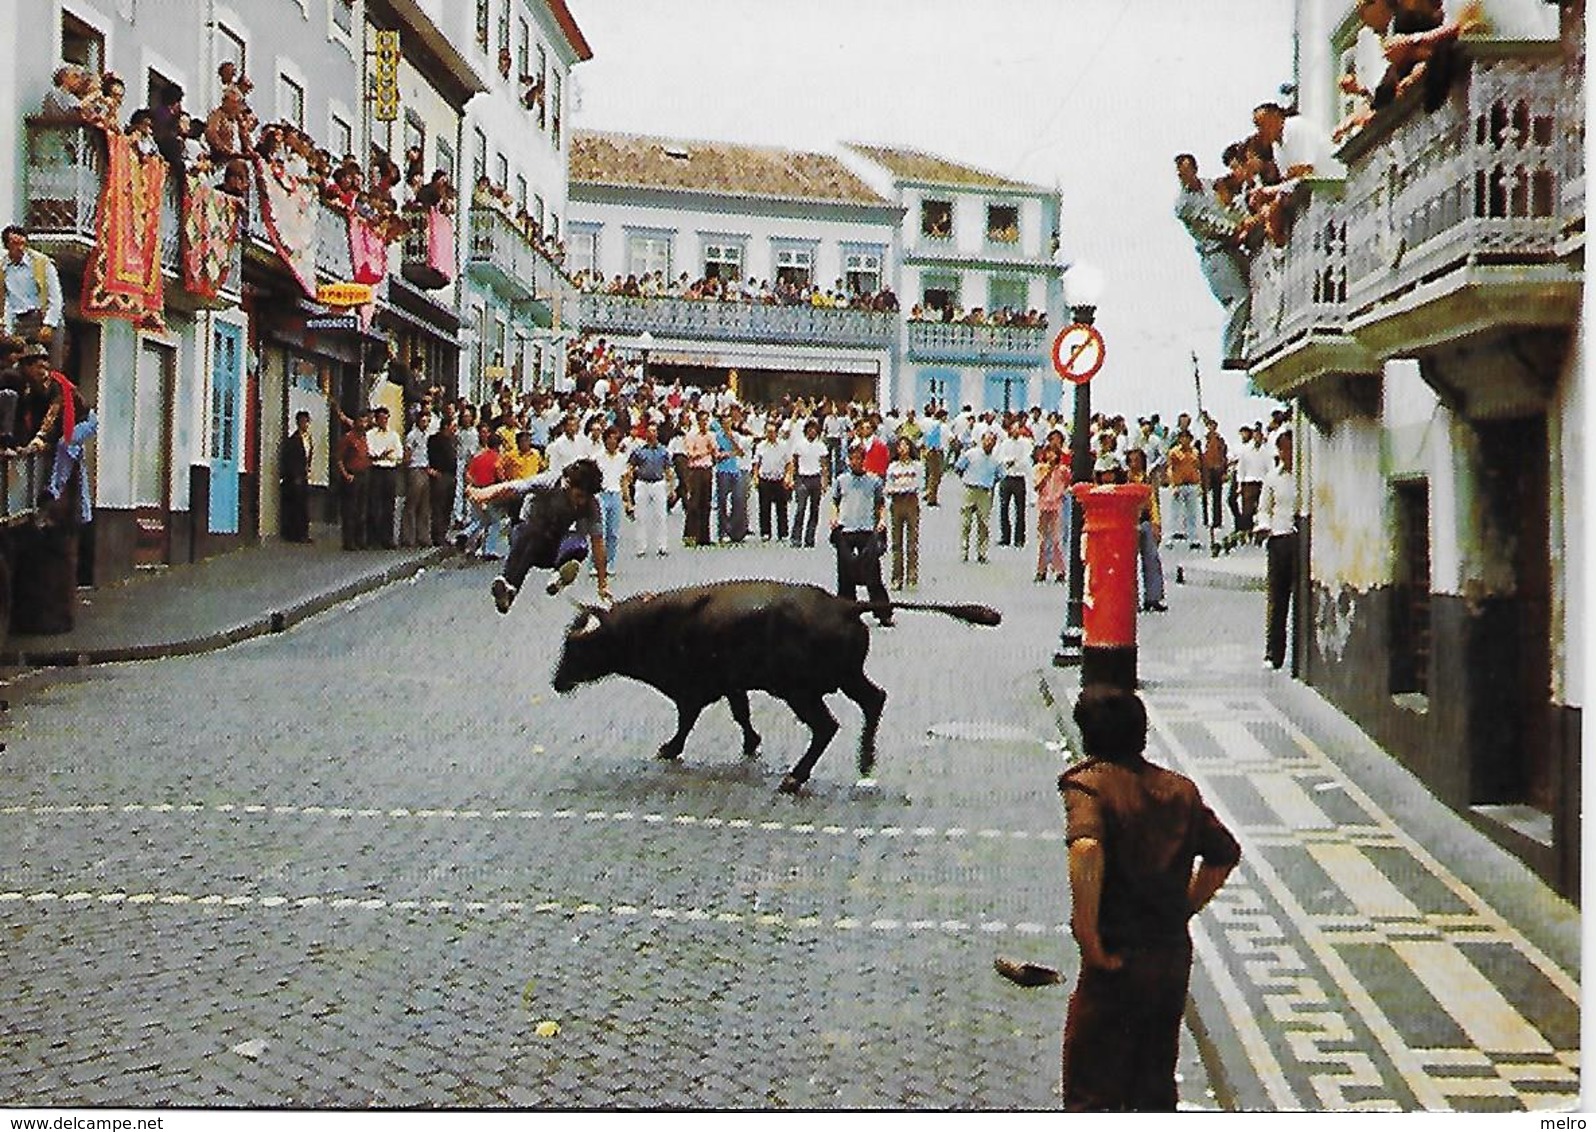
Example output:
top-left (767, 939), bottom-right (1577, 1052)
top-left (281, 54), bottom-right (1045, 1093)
top-left (552, 603), bottom-right (614, 694)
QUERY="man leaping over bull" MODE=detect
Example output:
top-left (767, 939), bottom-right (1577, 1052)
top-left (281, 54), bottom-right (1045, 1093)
top-left (466, 457), bottom-right (612, 612)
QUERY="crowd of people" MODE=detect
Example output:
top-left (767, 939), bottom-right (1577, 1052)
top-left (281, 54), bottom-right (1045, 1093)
top-left (906, 303), bottom-right (1047, 328)
top-left (1174, 0), bottom-right (1485, 368)
top-left (308, 329), bottom-right (1294, 644)
top-left (574, 269), bottom-right (900, 314)
top-left (471, 175), bottom-right (566, 268)
top-left (38, 58), bottom-right (460, 230)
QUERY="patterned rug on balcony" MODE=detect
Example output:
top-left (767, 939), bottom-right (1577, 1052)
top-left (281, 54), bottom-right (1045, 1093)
top-left (252, 156), bottom-right (317, 298)
top-left (347, 213), bottom-right (389, 286)
top-left (181, 175), bottom-right (242, 301)
top-left (80, 129), bottom-right (165, 326)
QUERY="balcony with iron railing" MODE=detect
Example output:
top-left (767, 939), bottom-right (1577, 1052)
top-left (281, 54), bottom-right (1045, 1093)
top-left (0, 450), bottom-right (48, 528)
top-left (1245, 39), bottom-right (1584, 397)
top-left (464, 206), bottom-right (571, 320)
top-left (906, 319), bottom-right (1048, 365)
top-left (23, 120), bottom-right (242, 309)
top-left (574, 293), bottom-right (897, 349)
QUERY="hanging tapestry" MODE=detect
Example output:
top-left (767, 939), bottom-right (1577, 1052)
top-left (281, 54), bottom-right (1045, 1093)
top-left (181, 174), bottom-right (242, 300)
top-left (81, 129), bottom-right (165, 324)
top-left (253, 156), bottom-right (318, 298)
top-left (347, 211), bottom-right (389, 286)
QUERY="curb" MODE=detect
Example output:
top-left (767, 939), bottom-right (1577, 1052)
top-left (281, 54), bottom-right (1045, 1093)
top-left (1174, 560), bottom-right (1266, 593)
top-left (1, 547), bottom-right (453, 668)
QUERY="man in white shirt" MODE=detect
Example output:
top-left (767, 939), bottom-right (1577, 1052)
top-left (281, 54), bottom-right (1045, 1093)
top-left (365, 406), bottom-right (404, 549)
top-left (1235, 425), bottom-right (1272, 537)
top-left (1256, 430), bottom-right (1298, 670)
top-left (752, 420), bottom-right (792, 542)
top-left (544, 414), bottom-right (587, 476)
top-left (787, 418), bottom-right (829, 548)
top-left (996, 423), bottom-right (1033, 548)
top-left (3, 228), bottom-right (65, 369)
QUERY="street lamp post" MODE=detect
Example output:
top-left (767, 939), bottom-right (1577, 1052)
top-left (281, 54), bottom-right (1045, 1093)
top-left (637, 330), bottom-right (655, 387)
top-left (1054, 262), bottom-right (1105, 669)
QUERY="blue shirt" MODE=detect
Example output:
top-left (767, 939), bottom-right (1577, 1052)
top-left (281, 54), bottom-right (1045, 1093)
top-left (628, 443), bottom-right (671, 482)
top-left (832, 471), bottom-right (883, 531)
top-left (922, 420), bottom-right (943, 450)
top-left (955, 445), bottom-right (1002, 489)
top-left (713, 422), bottom-right (740, 474)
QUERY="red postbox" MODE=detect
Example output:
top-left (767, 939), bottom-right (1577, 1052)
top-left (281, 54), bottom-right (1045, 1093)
top-left (1070, 482), bottom-right (1151, 690)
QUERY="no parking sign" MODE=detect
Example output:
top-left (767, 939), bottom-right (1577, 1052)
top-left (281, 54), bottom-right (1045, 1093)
top-left (1052, 323), bottom-right (1106, 385)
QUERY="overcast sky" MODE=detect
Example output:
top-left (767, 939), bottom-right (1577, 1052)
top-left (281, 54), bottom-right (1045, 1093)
top-left (563, 0), bottom-right (1296, 430)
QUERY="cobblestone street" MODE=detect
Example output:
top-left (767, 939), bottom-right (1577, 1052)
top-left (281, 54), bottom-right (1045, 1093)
top-left (0, 501), bottom-right (1578, 1111)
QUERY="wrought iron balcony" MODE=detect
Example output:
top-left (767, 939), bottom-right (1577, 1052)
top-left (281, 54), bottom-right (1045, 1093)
top-left (574, 293), bottom-right (897, 349)
top-left (23, 120), bottom-right (242, 308)
top-left (463, 206), bottom-right (571, 316)
top-left (0, 451), bottom-right (48, 527)
top-left (1245, 40), bottom-right (1583, 394)
top-left (906, 319), bottom-right (1047, 364)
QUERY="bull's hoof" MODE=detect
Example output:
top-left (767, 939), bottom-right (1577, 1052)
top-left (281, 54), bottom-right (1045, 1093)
top-left (656, 745), bottom-right (683, 761)
top-left (777, 774), bottom-right (806, 795)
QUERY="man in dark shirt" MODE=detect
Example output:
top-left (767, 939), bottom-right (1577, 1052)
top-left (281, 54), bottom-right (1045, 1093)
top-left (1058, 684), bottom-right (1241, 1111)
top-left (467, 457), bottom-right (610, 611)
top-left (426, 416), bottom-right (458, 547)
top-left (335, 408), bottom-right (373, 551)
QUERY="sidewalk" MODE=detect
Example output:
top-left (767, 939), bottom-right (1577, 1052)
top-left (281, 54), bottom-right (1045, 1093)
top-left (1040, 621), bottom-right (1581, 1112)
top-left (2, 522), bottom-right (450, 667)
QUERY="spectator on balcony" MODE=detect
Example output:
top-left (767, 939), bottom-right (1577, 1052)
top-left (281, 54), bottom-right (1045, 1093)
top-left (4, 228), bottom-right (65, 372)
top-left (1174, 154), bottom-right (1253, 368)
top-left (126, 110), bottom-right (161, 160)
top-left (1247, 103), bottom-right (1345, 248)
top-left (41, 65), bottom-right (95, 120)
top-left (217, 61), bottom-right (253, 106)
top-left (1362, 0), bottom-right (1486, 115)
top-left (149, 85), bottom-right (188, 174)
top-left (81, 71), bottom-right (127, 131)
top-left (415, 170), bottom-right (455, 215)
top-left (205, 87), bottom-right (252, 164)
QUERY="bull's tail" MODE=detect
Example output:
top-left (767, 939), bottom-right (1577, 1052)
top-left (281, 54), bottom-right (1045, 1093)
top-left (853, 601), bottom-right (1002, 626)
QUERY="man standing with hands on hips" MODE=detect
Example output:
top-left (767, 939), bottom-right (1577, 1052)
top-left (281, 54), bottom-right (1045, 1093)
top-left (1059, 684), bottom-right (1240, 1110)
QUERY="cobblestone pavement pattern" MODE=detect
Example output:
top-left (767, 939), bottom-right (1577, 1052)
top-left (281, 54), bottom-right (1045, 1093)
top-left (0, 504), bottom-right (1578, 1110)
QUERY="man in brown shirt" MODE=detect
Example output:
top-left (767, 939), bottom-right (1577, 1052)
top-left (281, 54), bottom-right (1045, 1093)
top-left (336, 407), bottom-right (373, 551)
top-left (1058, 684), bottom-right (1241, 1111)
top-left (1200, 418), bottom-right (1229, 536)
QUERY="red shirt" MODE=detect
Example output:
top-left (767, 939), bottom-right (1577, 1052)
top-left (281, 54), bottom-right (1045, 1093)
top-left (861, 437), bottom-right (889, 477)
top-left (467, 448), bottom-right (502, 488)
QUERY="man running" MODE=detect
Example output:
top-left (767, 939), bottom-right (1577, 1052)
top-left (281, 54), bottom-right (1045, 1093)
top-left (466, 457), bottom-right (611, 612)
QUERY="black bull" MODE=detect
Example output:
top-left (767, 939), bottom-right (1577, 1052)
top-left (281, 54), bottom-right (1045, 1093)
top-left (551, 580), bottom-right (1002, 792)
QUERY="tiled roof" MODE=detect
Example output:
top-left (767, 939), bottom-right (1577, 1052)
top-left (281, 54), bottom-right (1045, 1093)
top-left (570, 131), bottom-right (892, 207)
top-left (845, 143), bottom-right (1042, 192)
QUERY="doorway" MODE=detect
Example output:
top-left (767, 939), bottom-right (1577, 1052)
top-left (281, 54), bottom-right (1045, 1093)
top-left (132, 339), bottom-right (176, 566)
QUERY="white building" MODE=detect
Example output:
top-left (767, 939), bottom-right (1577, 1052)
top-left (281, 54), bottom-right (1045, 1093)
top-left (1245, 0), bottom-right (1581, 896)
top-left (842, 145), bottom-right (1064, 415)
top-left (567, 130), bottom-right (902, 406)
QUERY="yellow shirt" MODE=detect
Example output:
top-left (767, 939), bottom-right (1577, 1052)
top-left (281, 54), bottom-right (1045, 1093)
top-left (500, 448), bottom-right (543, 481)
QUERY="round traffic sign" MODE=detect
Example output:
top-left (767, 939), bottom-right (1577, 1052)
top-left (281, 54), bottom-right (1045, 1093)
top-left (1052, 323), bottom-right (1106, 384)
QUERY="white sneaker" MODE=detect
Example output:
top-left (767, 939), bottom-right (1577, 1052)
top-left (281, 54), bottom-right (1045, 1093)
top-left (635, 549), bottom-right (647, 558)
top-left (546, 559), bottom-right (581, 595)
top-left (491, 576), bottom-right (517, 614)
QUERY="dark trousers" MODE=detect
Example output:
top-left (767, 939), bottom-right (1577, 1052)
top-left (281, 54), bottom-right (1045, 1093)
top-left (791, 474), bottom-right (822, 546)
top-left (505, 527), bottom-right (587, 591)
top-left (1201, 468), bottom-right (1225, 529)
top-left (1062, 936), bottom-right (1192, 1111)
top-left (281, 477), bottom-right (310, 542)
top-left (1239, 482), bottom-right (1262, 534)
top-left (341, 470), bottom-right (369, 550)
top-left (429, 472), bottom-right (456, 546)
top-left (757, 477), bottom-right (789, 540)
top-left (368, 466), bottom-right (398, 548)
top-left (1265, 531), bottom-right (1298, 668)
top-left (835, 529), bottom-right (891, 624)
top-left (684, 466), bottom-right (713, 544)
top-left (998, 475), bottom-right (1027, 546)
top-left (715, 468), bottom-right (742, 542)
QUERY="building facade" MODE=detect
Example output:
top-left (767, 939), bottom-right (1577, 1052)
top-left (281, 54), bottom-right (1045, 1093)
top-left (2, 0), bottom-right (589, 595)
top-left (1244, 0), bottom-right (1582, 895)
top-left (843, 145), bottom-right (1064, 416)
top-left (566, 132), bottom-right (1064, 414)
top-left (567, 131), bottom-right (902, 406)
